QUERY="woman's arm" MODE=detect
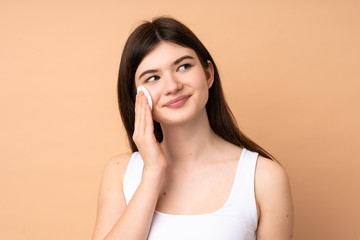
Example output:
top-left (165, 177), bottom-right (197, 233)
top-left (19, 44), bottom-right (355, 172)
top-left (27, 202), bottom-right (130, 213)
top-left (255, 156), bottom-right (294, 240)
top-left (92, 154), bottom-right (165, 240)
top-left (92, 92), bottom-right (167, 240)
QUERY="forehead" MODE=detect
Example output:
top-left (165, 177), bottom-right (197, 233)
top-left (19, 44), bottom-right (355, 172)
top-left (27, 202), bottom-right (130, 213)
top-left (135, 42), bottom-right (198, 77)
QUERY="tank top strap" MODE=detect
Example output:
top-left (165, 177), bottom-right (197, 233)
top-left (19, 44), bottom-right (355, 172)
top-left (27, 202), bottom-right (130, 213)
top-left (123, 152), bottom-right (144, 204)
top-left (235, 148), bottom-right (259, 187)
top-left (224, 148), bottom-right (258, 221)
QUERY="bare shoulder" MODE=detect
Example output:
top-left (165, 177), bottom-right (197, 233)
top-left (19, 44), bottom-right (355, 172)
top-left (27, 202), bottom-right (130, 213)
top-left (255, 156), bottom-right (294, 239)
top-left (92, 152), bottom-right (133, 240)
top-left (255, 155), bottom-right (292, 207)
top-left (255, 156), bottom-right (290, 188)
top-left (98, 152), bottom-right (133, 205)
top-left (102, 152), bottom-right (134, 181)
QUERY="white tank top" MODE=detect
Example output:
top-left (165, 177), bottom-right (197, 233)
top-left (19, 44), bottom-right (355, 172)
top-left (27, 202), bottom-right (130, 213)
top-left (123, 148), bottom-right (259, 240)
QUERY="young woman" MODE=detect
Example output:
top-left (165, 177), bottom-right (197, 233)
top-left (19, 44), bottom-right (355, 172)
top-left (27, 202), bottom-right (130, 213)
top-left (92, 17), bottom-right (293, 240)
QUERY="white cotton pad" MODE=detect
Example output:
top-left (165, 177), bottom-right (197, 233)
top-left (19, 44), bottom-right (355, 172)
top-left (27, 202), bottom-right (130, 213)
top-left (137, 86), bottom-right (153, 109)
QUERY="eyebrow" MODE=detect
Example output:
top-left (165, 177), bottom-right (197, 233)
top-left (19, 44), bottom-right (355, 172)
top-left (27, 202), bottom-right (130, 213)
top-left (138, 55), bottom-right (195, 80)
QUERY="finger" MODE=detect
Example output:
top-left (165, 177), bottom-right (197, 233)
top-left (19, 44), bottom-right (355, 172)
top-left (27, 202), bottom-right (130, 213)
top-left (134, 94), bottom-right (140, 136)
top-left (137, 92), bottom-right (146, 134)
top-left (144, 103), bottom-right (154, 136)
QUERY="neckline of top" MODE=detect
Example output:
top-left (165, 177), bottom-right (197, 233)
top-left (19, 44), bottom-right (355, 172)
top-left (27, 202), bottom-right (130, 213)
top-left (154, 148), bottom-right (248, 217)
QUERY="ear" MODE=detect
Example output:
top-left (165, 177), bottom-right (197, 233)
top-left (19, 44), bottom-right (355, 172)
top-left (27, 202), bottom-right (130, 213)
top-left (205, 60), bottom-right (215, 89)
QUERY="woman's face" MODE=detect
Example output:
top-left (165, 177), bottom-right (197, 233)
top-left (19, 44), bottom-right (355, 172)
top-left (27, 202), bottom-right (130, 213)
top-left (134, 41), bottom-right (214, 126)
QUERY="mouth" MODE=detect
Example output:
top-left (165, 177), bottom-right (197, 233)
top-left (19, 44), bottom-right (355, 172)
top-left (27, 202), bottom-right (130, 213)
top-left (164, 95), bottom-right (191, 108)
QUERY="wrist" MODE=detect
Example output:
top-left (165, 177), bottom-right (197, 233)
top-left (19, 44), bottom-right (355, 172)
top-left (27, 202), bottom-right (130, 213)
top-left (143, 164), bottom-right (166, 178)
top-left (143, 155), bottom-right (167, 173)
top-left (142, 163), bottom-right (167, 186)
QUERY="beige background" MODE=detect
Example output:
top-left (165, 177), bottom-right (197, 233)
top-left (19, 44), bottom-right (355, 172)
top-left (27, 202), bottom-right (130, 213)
top-left (1, 0), bottom-right (359, 239)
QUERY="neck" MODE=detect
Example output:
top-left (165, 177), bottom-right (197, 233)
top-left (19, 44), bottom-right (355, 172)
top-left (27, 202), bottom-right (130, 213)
top-left (160, 109), bottom-right (220, 164)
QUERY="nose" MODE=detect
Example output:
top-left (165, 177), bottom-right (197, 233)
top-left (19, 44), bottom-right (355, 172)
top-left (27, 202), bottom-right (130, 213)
top-left (163, 73), bottom-right (183, 95)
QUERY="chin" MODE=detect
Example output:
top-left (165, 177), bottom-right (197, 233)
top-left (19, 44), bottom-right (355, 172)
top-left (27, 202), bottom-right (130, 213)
top-left (154, 107), bottom-right (206, 126)
top-left (156, 115), bottom-right (191, 126)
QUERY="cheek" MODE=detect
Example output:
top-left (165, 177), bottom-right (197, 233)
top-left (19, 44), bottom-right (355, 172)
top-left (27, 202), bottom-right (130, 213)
top-left (195, 77), bottom-right (210, 105)
top-left (199, 88), bottom-right (209, 107)
top-left (146, 86), bottom-right (162, 107)
top-left (189, 68), bottom-right (209, 87)
top-left (191, 71), bottom-right (210, 95)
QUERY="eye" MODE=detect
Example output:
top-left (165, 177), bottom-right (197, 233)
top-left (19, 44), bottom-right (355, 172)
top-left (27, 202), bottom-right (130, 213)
top-left (178, 63), bottom-right (192, 71)
top-left (146, 75), bottom-right (160, 83)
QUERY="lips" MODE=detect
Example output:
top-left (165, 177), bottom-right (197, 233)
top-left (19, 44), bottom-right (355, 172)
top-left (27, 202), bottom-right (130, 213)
top-left (164, 95), bottom-right (191, 108)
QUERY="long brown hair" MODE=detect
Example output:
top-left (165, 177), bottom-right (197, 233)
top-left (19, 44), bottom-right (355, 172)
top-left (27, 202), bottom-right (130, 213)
top-left (118, 16), bottom-right (275, 160)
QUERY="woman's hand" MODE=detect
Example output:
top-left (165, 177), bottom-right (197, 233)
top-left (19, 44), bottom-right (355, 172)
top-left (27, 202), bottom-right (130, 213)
top-left (92, 92), bottom-right (167, 240)
top-left (133, 91), bottom-right (167, 173)
top-left (92, 92), bottom-right (166, 240)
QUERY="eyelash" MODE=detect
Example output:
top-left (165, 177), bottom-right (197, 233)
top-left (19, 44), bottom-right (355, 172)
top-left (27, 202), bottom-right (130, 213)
top-left (144, 63), bottom-right (193, 83)
top-left (178, 63), bottom-right (192, 71)
top-left (146, 75), bottom-right (160, 83)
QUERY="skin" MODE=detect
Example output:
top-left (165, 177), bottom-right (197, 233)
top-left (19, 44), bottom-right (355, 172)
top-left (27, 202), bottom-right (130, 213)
top-left (92, 41), bottom-right (294, 240)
